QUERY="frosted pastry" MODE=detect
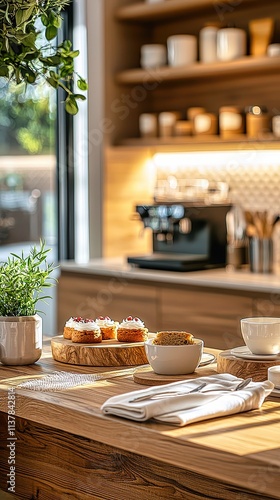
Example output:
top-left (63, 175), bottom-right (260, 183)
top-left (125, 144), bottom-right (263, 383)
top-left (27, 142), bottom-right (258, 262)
top-left (71, 317), bottom-right (102, 343)
top-left (117, 316), bottom-right (148, 343)
top-left (63, 317), bottom-right (75, 340)
top-left (95, 316), bottom-right (118, 340)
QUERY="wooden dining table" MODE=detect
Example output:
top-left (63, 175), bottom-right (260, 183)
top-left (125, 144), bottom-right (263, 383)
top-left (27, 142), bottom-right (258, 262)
top-left (0, 340), bottom-right (280, 500)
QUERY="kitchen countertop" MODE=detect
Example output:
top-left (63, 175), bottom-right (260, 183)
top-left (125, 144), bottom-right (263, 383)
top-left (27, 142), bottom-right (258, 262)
top-left (60, 258), bottom-right (280, 294)
top-left (0, 341), bottom-right (280, 499)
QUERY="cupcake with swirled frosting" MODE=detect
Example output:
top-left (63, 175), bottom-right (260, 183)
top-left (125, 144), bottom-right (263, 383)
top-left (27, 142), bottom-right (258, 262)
top-left (63, 317), bottom-right (76, 340)
top-left (71, 317), bottom-right (102, 343)
top-left (95, 316), bottom-right (119, 340)
top-left (117, 316), bottom-right (148, 343)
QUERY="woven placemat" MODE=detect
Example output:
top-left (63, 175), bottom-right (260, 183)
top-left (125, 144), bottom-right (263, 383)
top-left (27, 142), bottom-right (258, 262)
top-left (1, 367), bottom-right (142, 392)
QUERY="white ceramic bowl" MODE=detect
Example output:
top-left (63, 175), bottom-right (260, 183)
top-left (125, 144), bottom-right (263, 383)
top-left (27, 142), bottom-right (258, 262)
top-left (240, 317), bottom-right (280, 355)
top-left (144, 338), bottom-right (203, 375)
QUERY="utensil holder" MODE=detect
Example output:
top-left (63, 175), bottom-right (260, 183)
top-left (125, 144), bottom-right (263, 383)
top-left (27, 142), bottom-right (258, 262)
top-left (249, 237), bottom-right (273, 273)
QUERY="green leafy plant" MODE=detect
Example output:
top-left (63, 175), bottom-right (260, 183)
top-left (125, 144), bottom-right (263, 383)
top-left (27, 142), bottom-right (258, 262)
top-left (0, 240), bottom-right (57, 316)
top-left (0, 0), bottom-right (88, 114)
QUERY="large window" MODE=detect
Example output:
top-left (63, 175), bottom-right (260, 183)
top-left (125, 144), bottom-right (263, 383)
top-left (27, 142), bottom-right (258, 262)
top-left (0, 79), bottom-right (57, 253)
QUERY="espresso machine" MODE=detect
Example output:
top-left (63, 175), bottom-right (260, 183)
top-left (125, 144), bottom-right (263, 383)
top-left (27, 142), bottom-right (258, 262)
top-left (127, 203), bottom-right (231, 271)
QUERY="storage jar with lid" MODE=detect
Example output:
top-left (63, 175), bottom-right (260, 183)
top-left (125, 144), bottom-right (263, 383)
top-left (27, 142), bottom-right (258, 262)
top-left (245, 105), bottom-right (270, 138)
top-left (193, 113), bottom-right (218, 136)
top-left (199, 25), bottom-right (219, 63)
top-left (174, 121), bottom-right (192, 137)
top-left (219, 106), bottom-right (244, 138)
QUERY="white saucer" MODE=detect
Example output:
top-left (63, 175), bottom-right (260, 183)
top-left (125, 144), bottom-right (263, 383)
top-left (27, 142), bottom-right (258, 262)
top-left (231, 346), bottom-right (280, 361)
top-left (271, 387), bottom-right (280, 398)
top-left (199, 352), bottom-right (216, 366)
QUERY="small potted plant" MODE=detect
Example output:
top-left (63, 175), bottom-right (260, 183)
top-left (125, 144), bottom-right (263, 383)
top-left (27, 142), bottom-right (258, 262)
top-left (0, 241), bottom-right (56, 365)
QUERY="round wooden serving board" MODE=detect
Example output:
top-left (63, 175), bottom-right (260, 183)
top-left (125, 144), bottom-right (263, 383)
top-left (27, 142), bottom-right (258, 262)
top-left (217, 350), bottom-right (280, 381)
top-left (51, 335), bottom-right (148, 367)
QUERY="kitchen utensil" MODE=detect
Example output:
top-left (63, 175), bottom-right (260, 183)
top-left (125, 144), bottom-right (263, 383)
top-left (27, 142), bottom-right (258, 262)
top-left (129, 382), bottom-right (206, 403)
top-left (129, 377), bottom-right (251, 403)
top-left (249, 237), bottom-right (273, 273)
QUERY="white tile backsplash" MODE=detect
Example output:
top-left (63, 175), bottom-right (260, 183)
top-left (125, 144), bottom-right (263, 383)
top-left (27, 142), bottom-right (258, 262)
top-left (154, 150), bottom-right (280, 263)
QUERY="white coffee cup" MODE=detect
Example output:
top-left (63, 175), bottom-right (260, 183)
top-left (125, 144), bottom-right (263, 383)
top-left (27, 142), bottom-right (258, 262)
top-left (140, 44), bottom-right (166, 69)
top-left (240, 317), bottom-right (280, 355)
top-left (139, 113), bottom-right (157, 138)
top-left (268, 366), bottom-right (280, 388)
top-left (167, 35), bottom-right (197, 67)
top-left (217, 28), bottom-right (247, 61)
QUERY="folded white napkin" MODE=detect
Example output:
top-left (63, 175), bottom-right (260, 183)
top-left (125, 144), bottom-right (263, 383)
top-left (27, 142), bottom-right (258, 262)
top-left (101, 373), bottom-right (274, 426)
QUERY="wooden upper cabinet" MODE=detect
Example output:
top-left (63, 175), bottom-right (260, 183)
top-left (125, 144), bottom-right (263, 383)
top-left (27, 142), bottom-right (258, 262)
top-left (108, 0), bottom-right (280, 148)
top-left (115, 0), bottom-right (278, 23)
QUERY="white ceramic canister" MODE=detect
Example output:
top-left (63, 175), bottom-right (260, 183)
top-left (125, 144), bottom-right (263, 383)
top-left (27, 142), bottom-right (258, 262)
top-left (267, 43), bottom-right (280, 57)
top-left (158, 111), bottom-right (181, 137)
top-left (193, 112), bottom-right (218, 135)
top-left (140, 44), bottom-right (167, 69)
top-left (199, 25), bottom-right (219, 63)
top-left (217, 28), bottom-right (247, 61)
top-left (139, 113), bottom-right (158, 138)
top-left (272, 115), bottom-right (280, 138)
top-left (219, 106), bottom-right (244, 138)
top-left (167, 35), bottom-right (197, 67)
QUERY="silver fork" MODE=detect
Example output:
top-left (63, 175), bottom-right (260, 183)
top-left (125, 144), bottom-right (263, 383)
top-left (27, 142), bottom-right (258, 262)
top-left (129, 377), bottom-right (252, 403)
top-left (129, 382), bottom-right (207, 403)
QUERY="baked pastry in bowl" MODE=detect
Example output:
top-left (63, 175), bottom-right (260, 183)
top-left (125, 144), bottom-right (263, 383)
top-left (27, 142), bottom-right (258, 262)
top-left (117, 316), bottom-right (148, 343)
top-left (145, 333), bottom-right (203, 375)
top-left (152, 331), bottom-right (194, 346)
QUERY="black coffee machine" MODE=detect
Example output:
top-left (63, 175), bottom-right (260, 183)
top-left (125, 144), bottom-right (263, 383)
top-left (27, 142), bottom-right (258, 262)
top-left (127, 203), bottom-right (231, 271)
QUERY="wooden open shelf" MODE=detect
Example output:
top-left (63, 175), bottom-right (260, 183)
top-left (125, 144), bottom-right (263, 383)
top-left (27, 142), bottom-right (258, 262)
top-left (115, 0), bottom-right (268, 22)
top-left (118, 135), bottom-right (280, 151)
top-left (116, 55), bottom-right (280, 86)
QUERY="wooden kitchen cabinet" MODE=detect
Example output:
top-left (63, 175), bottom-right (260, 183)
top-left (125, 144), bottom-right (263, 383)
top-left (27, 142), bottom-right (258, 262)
top-left (158, 285), bottom-right (252, 349)
top-left (107, 0), bottom-right (280, 148)
top-left (57, 270), bottom-right (268, 350)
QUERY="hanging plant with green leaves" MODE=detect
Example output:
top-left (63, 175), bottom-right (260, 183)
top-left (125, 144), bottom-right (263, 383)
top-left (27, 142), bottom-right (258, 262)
top-left (0, 0), bottom-right (88, 114)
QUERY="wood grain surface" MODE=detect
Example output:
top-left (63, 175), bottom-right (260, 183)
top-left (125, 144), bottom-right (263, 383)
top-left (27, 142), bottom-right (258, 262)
top-left (217, 350), bottom-right (280, 381)
top-left (1, 410), bottom-right (278, 500)
top-left (0, 341), bottom-right (280, 499)
top-left (51, 335), bottom-right (148, 366)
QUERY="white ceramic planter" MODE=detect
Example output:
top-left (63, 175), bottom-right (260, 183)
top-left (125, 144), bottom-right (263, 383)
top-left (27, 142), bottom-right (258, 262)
top-left (0, 314), bottom-right (42, 365)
